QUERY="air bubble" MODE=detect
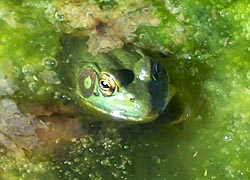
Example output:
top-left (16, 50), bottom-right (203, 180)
top-left (224, 135), bottom-right (232, 141)
top-left (42, 57), bottom-right (58, 70)
top-left (183, 54), bottom-right (192, 60)
top-left (28, 82), bottom-right (38, 92)
top-left (54, 91), bottom-right (61, 99)
top-left (22, 64), bottom-right (34, 74)
top-left (123, 145), bottom-right (129, 150)
top-left (55, 12), bottom-right (65, 21)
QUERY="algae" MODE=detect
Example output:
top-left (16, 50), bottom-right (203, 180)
top-left (0, 0), bottom-right (250, 179)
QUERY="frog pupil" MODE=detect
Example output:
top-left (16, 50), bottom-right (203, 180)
top-left (100, 80), bottom-right (110, 90)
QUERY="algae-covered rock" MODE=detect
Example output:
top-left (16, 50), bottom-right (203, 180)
top-left (0, 0), bottom-right (250, 179)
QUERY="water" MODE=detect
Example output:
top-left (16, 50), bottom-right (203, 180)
top-left (0, 0), bottom-right (250, 179)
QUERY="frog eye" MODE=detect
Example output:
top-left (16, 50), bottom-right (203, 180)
top-left (99, 73), bottom-right (117, 96)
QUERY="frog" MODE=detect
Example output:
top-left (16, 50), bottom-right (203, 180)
top-left (56, 35), bottom-right (170, 123)
top-left (11, 35), bottom-right (170, 123)
top-left (0, 35), bottom-right (170, 157)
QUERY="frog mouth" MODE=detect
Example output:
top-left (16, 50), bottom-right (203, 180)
top-left (109, 109), bottom-right (159, 122)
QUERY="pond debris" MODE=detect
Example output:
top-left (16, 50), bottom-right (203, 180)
top-left (38, 69), bottom-right (61, 84)
top-left (204, 169), bottom-right (208, 176)
top-left (47, 1), bottom-right (161, 55)
top-left (50, 125), bottom-right (133, 179)
top-left (0, 72), bottom-right (19, 96)
top-left (192, 151), bottom-right (198, 158)
top-left (0, 98), bottom-right (48, 159)
top-left (0, 123), bottom-right (133, 179)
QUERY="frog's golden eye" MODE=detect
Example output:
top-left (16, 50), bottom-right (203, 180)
top-left (99, 73), bottom-right (117, 96)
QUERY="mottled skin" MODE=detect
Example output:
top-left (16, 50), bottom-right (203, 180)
top-left (59, 36), bottom-right (170, 122)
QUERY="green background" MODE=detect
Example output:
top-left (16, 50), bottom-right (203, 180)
top-left (0, 0), bottom-right (250, 179)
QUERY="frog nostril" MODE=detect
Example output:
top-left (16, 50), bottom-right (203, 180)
top-left (130, 97), bottom-right (135, 102)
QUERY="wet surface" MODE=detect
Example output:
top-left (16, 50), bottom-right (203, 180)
top-left (1, 0), bottom-right (250, 179)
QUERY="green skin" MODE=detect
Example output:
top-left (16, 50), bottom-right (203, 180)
top-left (59, 36), bottom-right (170, 122)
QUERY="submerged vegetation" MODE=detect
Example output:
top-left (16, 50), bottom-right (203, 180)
top-left (0, 0), bottom-right (250, 179)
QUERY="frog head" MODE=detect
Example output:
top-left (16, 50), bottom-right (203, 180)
top-left (75, 47), bottom-right (170, 123)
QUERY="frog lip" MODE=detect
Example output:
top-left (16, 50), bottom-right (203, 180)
top-left (109, 109), bottom-right (159, 122)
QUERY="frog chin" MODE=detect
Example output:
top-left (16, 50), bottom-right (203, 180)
top-left (108, 109), bottom-right (159, 122)
top-left (83, 101), bottom-right (158, 122)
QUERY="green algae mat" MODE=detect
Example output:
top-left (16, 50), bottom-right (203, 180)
top-left (0, 0), bottom-right (250, 179)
